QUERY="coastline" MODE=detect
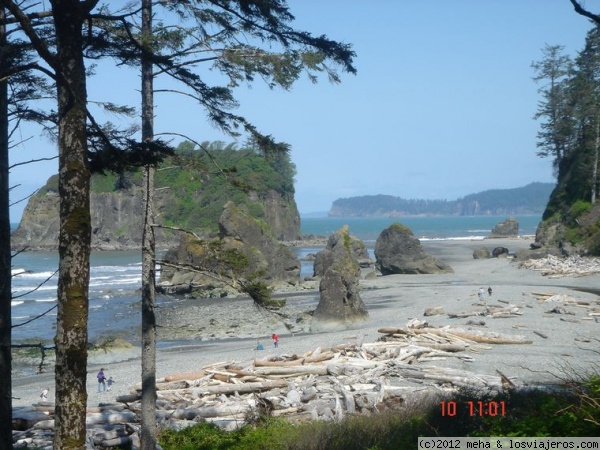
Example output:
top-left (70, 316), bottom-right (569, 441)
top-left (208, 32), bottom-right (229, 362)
top-left (12, 237), bottom-right (600, 410)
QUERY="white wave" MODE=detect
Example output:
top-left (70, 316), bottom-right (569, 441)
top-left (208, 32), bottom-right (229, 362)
top-left (420, 236), bottom-right (486, 241)
top-left (11, 301), bottom-right (24, 307)
top-left (11, 285), bottom-right (56, 294)
top-left (110, 277), bottom-right (142, 284)
top-left (33, 297), bottom-right (57, 303)
top-left (11, 268), bottom-right (27, 276)
top-left (93, 266), bottom-right (138, 272)
top-left (13, 271), bottom-right (57, 279)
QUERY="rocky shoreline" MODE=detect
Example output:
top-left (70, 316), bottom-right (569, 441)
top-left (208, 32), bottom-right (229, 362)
top-left (10, 237), bottom-right (600, 447)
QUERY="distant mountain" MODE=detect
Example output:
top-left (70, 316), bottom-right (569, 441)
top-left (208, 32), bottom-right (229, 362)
top-left (329, 182), bottom-right (555, 217)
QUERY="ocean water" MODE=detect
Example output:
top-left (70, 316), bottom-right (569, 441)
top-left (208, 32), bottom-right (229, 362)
top-left (301, 215), bottom-right (541, 243)
top-left (10, 214), bottom-right (541, 344)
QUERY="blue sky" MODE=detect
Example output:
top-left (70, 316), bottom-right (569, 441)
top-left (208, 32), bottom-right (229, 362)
top-left (8, 1), bottom-right (594, 220)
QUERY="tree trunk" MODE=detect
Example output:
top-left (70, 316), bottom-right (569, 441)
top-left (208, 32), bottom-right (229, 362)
top-left (51, 1), bottom-right (92, 448)
top-left (140, 0), bottom-right (157, 447)
top-left (592, 115), bottom-right (599, 204)
top-left (0, 6), bottom-right (14, 449)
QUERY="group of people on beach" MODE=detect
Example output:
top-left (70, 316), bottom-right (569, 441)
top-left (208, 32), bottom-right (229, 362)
top-left (478, 286), bottom-right (492, 301)
top-left (256, 333), bottom-right (280, 350)
top-left (96, 368), bottom-right (115, 393)
top-left (39, 367), bottom-right (116, 401)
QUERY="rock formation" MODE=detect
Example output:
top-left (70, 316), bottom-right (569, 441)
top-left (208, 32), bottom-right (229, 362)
top-left (374, 223), bottom-right (453, 275)
top-left (159, 202), bottom-right (300, 298)
top-left (488, 217), bottom-right (519, 238)
top-left (11, 175), bottom-right (300, 250)
top-left (472, 247), bottom-right (491, 259)
top-left (491, 247), bottom-right (510, 258)
top-left (313, 228), bottom-right (373, 278)
top-left (311, 226), bottom-right (368, 332)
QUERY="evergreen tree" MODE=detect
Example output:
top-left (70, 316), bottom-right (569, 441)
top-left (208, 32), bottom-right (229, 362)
top-left (1, 2), bottom-right (355, 448)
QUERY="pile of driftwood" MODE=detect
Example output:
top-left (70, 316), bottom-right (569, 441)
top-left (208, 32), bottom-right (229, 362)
top-left (519, 255), bottom-right (600, 277)
top-left (12, 325), bottom-right (531, 449)
top-left (532, 292), bottom-right (600, 321)
top-left (446, 304), bottom-right (524, 319)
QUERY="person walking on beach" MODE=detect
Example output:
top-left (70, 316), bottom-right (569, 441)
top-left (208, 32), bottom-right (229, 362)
top-left (107, 376), bottom-right (115, 391)
top-left (488, 286), bottom-right (492, 297)
top-left (97, 368), bottom-right (107, 392)
top-left (478, 287), bottom-right (485, 302)
top-left (272, 333), bottom-right (279, 348)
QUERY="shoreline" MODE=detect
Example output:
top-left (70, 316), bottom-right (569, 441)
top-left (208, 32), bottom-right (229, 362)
top-left (12, 237), bottom-right (600, 409)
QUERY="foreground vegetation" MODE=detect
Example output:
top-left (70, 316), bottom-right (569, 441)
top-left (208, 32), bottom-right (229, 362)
top-left (159, 377), bottom-right (600, 450)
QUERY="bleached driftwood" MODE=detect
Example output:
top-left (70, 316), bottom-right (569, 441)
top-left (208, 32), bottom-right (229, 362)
top-left (378, 327), bottom-right (532, 345)
top-left (13, 321), bottom-right (528, 448)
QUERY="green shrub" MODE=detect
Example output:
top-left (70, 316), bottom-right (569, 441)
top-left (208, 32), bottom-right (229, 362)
top-left (568, 200), bottom-right (592, 220)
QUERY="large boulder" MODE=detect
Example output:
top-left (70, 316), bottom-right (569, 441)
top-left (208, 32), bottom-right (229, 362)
top-left (473, 247), bottom-right (491, 259)
top-left (375, 223), bottom-right (453, 275)
top-left (488, 217), bottom-right (519, 238)
top-left (311, 226), bottom-right (368, 332)
top-left (159, 202), bottom-right (300, 297)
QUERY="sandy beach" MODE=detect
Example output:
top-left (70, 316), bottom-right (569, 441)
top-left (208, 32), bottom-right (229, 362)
top-left (12, 237), bottom-right (600, 409)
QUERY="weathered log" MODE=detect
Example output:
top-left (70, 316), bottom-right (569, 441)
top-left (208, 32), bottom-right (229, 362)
top-left (98, 436), bottom-right (132, 447)
top-left (172, 402), bottom-right (251, 420)
top-left (253, 365), bottom-right (329, 376)
top-left (254, 351), bottom-right (335, 367)
top-left (12, 410), bottom-right (51, 431)
top-left (411, 327), bottom-right (533, 345)
top-left (414, 343), bottom-right (466, 353)
top-left (85, 411), bottom-right (138, 425)
top-left (157, 379), bottom-right (288, 397)
top-left (378, 327), bottom-right (410, 335)
top-left (116, 393), bottom-right (141, 403)
top-left (92, 426), bottom-right (131, 444)
top-left (163, 370), bottom-right (206, 382)
top-left (32, 419), bottom-right (55, 430)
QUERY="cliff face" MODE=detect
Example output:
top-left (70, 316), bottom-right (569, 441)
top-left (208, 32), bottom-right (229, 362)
top-left (255, 190), bottom-right (301, 241)
top-left (11, 177), bottom-right (300, 251)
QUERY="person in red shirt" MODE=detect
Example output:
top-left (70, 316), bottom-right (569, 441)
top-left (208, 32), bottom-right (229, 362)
top-left (272, 333), bottom-right (279, 348)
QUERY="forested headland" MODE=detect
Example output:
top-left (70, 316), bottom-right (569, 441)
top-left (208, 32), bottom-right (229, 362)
top-left (329, 182), bottom-right (554, 217)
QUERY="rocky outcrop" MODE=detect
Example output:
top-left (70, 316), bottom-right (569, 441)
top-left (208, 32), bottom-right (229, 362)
top-left (311, 226), bottom-right (368, 332)
top-left (488, 217), bottom-right (519, 238)
top-left (158, 202), bottom-right (300, 298)
top-left (252, 190), bottom-right (301, 242)
top-left (313, 228), bottom-right (372, 278)
top-left (491, 247), bottom-right (510, 258)
top-left (11, 175), bottom-right (300, 250)
top-left (374, 223), bottom-right (453, 275)
top-left (472, 247), bottom-right (491, 259)
top-left (11, 184), bottom-right (156, 251)
top-left (218, 202), bottom-right (300, 282)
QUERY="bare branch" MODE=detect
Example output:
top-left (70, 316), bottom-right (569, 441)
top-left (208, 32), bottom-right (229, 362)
top-left (9, 188), bottom-right (40, 207)
top-left (569, 0), bottom-right (600, 24)
top-left (12, 304), bottom-right (57, 328)
top-left (151, 223), bottom-right (201, 240)
top-left (12, 269), bottom-right (58, 299)
top-left (9, 155), bottom-right (57, 170)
